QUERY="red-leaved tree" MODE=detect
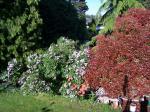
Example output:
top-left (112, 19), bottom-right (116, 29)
top-left (84, 8), bottom-right (150, 98)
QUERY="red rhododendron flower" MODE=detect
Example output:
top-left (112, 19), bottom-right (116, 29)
top-left (71, 84), bottom-right (78, 90)
top-left (67, 76), bottom-right (73, 82)
top-left (78, 83), bottom-right (89, 96)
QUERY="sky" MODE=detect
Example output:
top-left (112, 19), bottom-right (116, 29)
top-left (86, 0), bottom-right (102, 15)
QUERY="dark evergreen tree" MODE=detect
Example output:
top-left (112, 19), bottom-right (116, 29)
top-left (0, 0), bottom-right (42, 70)
top-left (69, 0), bottom-right (88, 40)
top-left (39, 0), bottom-right (84, 45)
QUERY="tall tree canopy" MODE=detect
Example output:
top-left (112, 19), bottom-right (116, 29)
top-left (96, 0), bottom-right (144, 34)
top-left (0, 0), bottom-right (42, 70)
top-left (39, 0), bottom-right (88, 46)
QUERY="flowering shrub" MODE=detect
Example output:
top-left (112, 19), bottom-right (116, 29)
top-left (20, 74), bottom-right (51, 94)
top-left (59, 47), bottom-right (90, 98)
top-left (84, 9), bottom-right (150, 98)
top-left (0, 58), bottom-right (23, 91)
top-left (6, 59), bottom-right (22, 85)
top-left (19, 37), bottom-right (77, 94)
top-left (19, 51), bottom-right (51, 94)
top-left (3, 37), bottom-right (89, 97)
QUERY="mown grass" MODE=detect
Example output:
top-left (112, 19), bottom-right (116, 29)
top-left (0, 92), bottom-right (121, 112)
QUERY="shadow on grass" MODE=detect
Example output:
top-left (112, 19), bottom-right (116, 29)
top-left (41, 101), bottom-right (55, 112)
top-left (41, 107), bottom-right (53, 112)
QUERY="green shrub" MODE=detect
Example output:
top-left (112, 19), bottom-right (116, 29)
top-left (0, 71), bottom-right (7, 83)
top-left (20, 37), bottom-right (77, 95)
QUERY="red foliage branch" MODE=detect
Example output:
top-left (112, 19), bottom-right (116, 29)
top-left (84, 8), bottom-right (150, 98)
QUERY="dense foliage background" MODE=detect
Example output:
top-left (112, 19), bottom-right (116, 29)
top-left (0, 0), bottom-right (42, 70)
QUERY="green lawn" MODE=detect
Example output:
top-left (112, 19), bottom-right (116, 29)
top-left (0, 92), bottom-right (121, 112)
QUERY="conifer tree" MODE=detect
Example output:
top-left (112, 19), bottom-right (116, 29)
top-left (0, 0), bottom-right (42, 70)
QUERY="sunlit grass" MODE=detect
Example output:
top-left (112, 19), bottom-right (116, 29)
top-left (0, 92), bottom-right (121, 112)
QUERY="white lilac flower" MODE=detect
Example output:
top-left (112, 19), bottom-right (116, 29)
top-left (66, 89), bottom-right (71, 94)
top-left (95, 87), bottom-right (106, 97)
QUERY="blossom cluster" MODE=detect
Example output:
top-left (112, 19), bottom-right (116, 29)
top-left (6, 58), bottom-right (22, 83)
top-left (20, 75), bottom-right (51, 95)
top-left (19, 52), bottom-right (52, 94)
top-left (60, 47), bottom-right (90, 98)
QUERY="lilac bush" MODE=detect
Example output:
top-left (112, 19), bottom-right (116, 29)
top-left (3, 37), bottom-right (90, 96)
top-left (19, 51), bottom-right (51, 94)
top-left (19, 37), bottom-right (77, 94)
top-left (6, 58), bottom-right (22, 85)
